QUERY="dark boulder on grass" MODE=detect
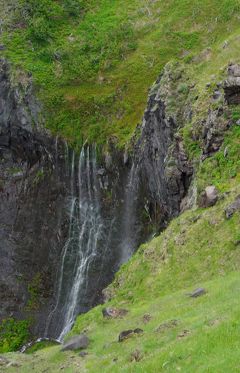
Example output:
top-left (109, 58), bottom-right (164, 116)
top-left (188, 288), bottom-right (206, 298)
top-left (61, 335), bottom-right (89, 351)
top-left (118, 328), bottom-right (143, 342)
top-left (198, 186), bottom-right (218, 208)
top-left (225, 195), bottom-right (240, 219)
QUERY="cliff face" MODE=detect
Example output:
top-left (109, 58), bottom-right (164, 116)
top-left (0, 59), bottom-right (193, 339)
top-left (0, 59), bottom-right (70, 334)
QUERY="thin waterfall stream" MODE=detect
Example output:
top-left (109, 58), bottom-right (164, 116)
top-left (45, 145), bottom-right (141, 341)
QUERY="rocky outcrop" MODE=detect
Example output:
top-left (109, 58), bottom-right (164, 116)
top-left (131, 76), bottom-right (193, 230)
top-left (0, 59), bottom-right (194, 342)
top-left (224, 64), bottom-right (240, 105)
top-left (198, 186), bottom-right (218, 208)
top-left (0, 58), bottom-right (69, 334)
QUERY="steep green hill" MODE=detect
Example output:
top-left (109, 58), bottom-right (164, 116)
top-left (1, 0), bottom-right (240, 372)
top-left (1, 0), bottom-right (240, 145)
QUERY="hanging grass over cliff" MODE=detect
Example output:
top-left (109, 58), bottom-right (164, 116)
top-left (1, 0), bottom-right (240, 146)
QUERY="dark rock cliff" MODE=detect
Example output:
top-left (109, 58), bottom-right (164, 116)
top-left (0, 59), bottom-right (69, 333)
top-left (0, 59), bottom-right (193, 339)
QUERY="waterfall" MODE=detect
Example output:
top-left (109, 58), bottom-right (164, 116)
top-left (45, 145), bottom-right (142, 341)
top-left (45, 145), bottom-right (104, 341)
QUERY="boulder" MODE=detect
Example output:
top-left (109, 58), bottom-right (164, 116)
top-left (188, 288), bottom-right (206, 298)
top-left (224, 64), bottom-right (240, 104)
top-left (199, 186), bottom-right (218, 208)
top-left (118, 328), bottom-right (143, 342)
top-left (225, 195), bottom-right (240, 219)
top-left (102, 307), bottom-right (128, 319)
top-left (61, 335), bottom-right (89, 351)
top-left (228, 64), bottom-right (240, 77)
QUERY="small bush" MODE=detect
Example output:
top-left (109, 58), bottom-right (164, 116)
top-left (0, 318), bottom-right (30, 353)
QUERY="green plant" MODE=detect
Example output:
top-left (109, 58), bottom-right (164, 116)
top-left (0, 318), bottom-right (30, 353)
top-left (26, 273), bottom-right (42, 310)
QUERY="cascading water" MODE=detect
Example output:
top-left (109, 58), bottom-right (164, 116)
top-left (45, 146), bottom-right (105, 340)
top-left (45, 144), bottom-right (143, 341)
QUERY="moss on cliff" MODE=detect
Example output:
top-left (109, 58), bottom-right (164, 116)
top-left (1, 0), bottom-right (240, 146)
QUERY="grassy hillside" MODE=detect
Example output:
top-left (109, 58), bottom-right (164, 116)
top-left (1, 0), bottom-right (240, 146)
top-left (2, 176), bottom-right (240, 372)
top-left (1, 0), bottom-right (240, 371)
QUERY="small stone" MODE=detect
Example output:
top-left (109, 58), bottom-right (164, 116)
top-left (0, 45), bottom-right (5, 51)
top-left (177, 329), bottom-right (190, 338)
top-left (79, 351), bottom-right (88, 358)
top-left (134, 328), bottom-right (143, 334)
top-left (119, 330), bottom-right (134, 342)
top-left (142, 313), bottom-right (151, 324)
top-left (212, 90), bottom-right (221, 100)
top-left (155, 319), bottom-right (178, 332)
top-left (236, 119), bottom-right (240, 126)
top-left (102, 307), bottom-right (128, 319)
top-left (224, 146), bottom-right (228, 158)
top-left (130, 349), bottom-right (142, 362)
top-left (228, 64), bottom-right (240, 77)
top-left (118, 328), bottom-right (143, 342)
top-left (189, 288), bottom-right (206, 298)
top-left (61, 334), bottom-right (89, 351)
top-left (225, 195), bottom-right (240, 219)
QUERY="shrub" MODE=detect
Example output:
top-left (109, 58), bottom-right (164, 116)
top-left (0, 318), bottom-right (30, 353)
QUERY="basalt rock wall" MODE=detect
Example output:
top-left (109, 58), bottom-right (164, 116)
top-left (0, 59), bottom-right (193, 339)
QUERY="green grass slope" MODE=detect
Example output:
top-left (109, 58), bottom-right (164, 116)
top-left (2, 177), bottom-right (240, 372)
top-left (1, 0), bottom-right (240, 145)
top-left (1, 1), bottom-right (240, 371)
top-left (2, 119), bottom-right (240, 370)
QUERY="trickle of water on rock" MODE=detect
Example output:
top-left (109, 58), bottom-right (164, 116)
top-left (45, 146), bottom-right (140, 341)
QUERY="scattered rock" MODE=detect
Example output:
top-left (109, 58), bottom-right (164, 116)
top-left (118, 328), bottom-right (143, 342)
top-left (61, 335), bottom-right (89, 351)
top-left (228, 64), bottom-right (240, 77)
top-left (142, 313), bottom-right (151, 324)
top-left (198, 186), bottom-right (218, 208)
top-left (212, 90), bottom-right (222, 100)
top-left (102, 307), bottom-right (128, 319)
top-left (155, 319), bottom-right (178, 332)
top-left (225, 195), bottom-right (240, 219)
top-left (177, 329), bottom-right (190, 338)
top-left (102, 287), bottom-right (115, 303)
top-left (188, 287), bottom-right (206, 298)
top-left (224, 64), bottom-right (240, 104)
top-left (224, 146), bottom-right (228, 158)
top-left (0, 45), bottom-right (5, 51)
top-left (134, 328), bottom-right (144, 334)
top-left (130, 349), bottom-right (143, 362)
top-left (79, 351), bottom-right (88, 358)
